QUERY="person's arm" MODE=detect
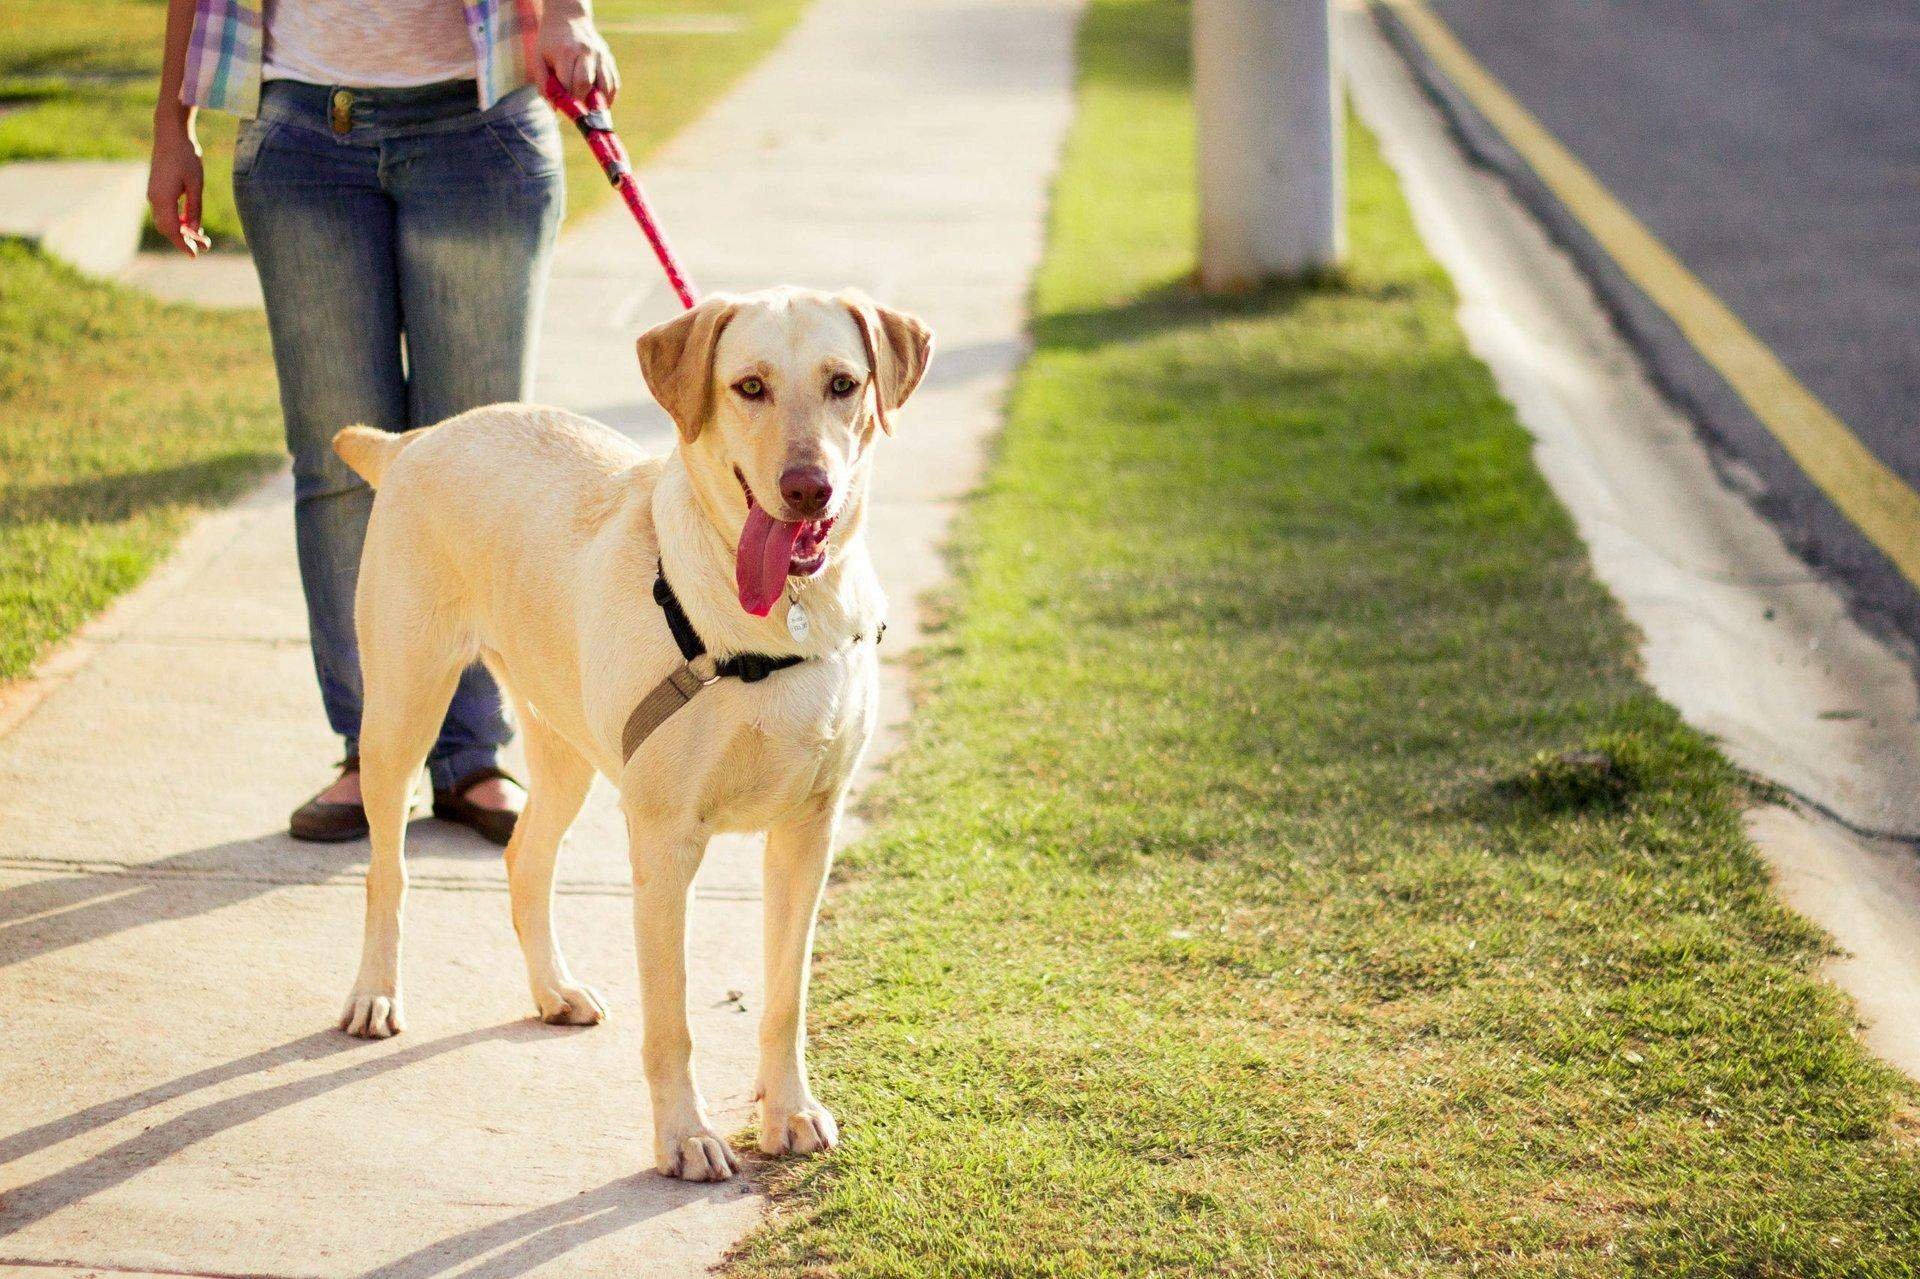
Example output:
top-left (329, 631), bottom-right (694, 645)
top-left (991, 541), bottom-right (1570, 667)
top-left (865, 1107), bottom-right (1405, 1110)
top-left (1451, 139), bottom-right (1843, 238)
top-left (148, 0), bottom-right (211, 256)
top-left (538, 0), bottom-right (620, 101)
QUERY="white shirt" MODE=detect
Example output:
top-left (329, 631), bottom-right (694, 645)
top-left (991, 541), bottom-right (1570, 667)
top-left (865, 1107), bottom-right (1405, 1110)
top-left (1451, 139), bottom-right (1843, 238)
top-left (262, 0), bottom-right (477, 89)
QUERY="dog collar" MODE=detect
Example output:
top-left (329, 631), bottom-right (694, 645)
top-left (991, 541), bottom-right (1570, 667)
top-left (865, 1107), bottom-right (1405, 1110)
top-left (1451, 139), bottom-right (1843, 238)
top-left (620, 565), bottom-right (881, 762)
top-left (653, 568), bottom-right (809, 685)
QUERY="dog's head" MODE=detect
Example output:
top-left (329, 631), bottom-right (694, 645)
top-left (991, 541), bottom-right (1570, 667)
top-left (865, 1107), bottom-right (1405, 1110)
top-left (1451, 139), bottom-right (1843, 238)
top-left (637, 287), bottom-right (933, 616)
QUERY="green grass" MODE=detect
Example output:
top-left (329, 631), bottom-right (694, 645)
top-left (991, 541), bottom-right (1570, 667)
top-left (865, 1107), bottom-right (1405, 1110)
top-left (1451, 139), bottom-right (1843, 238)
top-left (0, 241), bottom-right (281, 679)
top-left (726, 2), bottom-right (1920, 1275)
top-left (0, 0), bottom-right (805, 247)
top-left (0, 0), bottom-right (805, 684)
top-left (569, 0), bottom-right (808, 220)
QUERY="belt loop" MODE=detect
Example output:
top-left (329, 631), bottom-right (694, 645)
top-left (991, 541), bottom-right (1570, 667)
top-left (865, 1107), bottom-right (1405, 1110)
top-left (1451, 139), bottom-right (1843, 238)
top-left (330, 88), bottom-right (353, 136)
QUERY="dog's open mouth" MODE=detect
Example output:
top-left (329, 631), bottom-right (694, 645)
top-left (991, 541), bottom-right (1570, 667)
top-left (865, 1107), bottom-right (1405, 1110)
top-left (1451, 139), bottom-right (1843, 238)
top-left (734, 468), bottom-right (833, 617)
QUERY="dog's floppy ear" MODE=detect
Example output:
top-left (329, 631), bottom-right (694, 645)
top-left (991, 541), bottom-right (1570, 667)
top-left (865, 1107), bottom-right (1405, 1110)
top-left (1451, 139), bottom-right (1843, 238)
top-left (841, 291), bottom-right (933, 435)
top-left (637, 295), bottom-right (739, 442)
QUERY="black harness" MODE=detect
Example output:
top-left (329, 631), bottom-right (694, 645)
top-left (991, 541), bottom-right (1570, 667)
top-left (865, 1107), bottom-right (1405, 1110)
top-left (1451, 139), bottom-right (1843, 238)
top-left (619, 565), bottom-right (880, 762)
top-left (652, 568), bottom-right (807, 684)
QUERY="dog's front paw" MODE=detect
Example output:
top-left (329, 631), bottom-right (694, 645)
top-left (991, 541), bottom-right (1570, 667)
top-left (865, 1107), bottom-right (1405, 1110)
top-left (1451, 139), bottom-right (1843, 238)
top-left (654, 1118), bottom-right (741, 1182)
top-left (759, 1096), bottom-right (838, 1156)
top-left (534, 981), bottom-right (608, 1026)
top-left (340, 988), bottom-right (405, 1038)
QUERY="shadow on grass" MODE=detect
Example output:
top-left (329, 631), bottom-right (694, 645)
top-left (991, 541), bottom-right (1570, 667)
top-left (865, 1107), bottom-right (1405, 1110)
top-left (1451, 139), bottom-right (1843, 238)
top-left (0, 452), bottom-right (277, 527)
top-left (1424, 733), bottom-right (1719, 831)
top-left (1029, 271), bottom-right (1373, 354)
top-left (1075, 0), bottom-right (1188, 93)
top-left (0, 79), bottom-right (70, 105)
top-left (0, 46), bottom-right (138, 79)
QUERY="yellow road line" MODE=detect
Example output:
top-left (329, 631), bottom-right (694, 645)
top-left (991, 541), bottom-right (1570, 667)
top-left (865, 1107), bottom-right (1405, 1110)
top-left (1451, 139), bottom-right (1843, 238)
top-left (1376, 0), bottom-right (1920, 588)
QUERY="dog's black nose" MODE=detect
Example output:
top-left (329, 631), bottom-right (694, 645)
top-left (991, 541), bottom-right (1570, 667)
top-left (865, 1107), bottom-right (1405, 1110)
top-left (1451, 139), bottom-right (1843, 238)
top-left (780, 466), bottom-right (833, 519)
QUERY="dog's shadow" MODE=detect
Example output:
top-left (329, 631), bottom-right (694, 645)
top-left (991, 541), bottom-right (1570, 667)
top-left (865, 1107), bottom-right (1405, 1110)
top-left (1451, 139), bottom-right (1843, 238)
top-left (359, 1171), bottom-right (746, 1279)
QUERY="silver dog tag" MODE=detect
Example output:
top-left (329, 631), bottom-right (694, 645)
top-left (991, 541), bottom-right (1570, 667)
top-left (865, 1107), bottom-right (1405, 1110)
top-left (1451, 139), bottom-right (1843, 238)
top-left (786, 600), bottom-right (811, 643)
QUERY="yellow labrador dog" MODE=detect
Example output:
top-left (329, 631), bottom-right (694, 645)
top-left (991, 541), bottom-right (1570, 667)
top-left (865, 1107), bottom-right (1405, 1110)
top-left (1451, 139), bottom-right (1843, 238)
top-left (329, 287), bottom-right (931, 1181)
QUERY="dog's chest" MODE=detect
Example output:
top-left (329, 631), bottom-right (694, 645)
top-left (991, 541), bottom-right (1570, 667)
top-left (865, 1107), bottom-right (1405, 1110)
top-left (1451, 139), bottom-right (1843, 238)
top-left (683, 653), bottom-right (877, 831)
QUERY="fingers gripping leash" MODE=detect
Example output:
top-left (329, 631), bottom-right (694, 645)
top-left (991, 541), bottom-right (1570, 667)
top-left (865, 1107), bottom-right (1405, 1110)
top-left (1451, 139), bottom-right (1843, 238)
top-left (516, 0), bottom-right (698, 310)
top-left (541, 73), bottom-right (700, 311)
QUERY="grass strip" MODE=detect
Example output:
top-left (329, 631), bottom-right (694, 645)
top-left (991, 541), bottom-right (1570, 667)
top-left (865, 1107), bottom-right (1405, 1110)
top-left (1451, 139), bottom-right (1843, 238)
top-left (0, 241), bottom-right (281, 680)
top-left (0, 0), bottom-right (806, 247)
top-left (727, 1), bottom-right (1920, 1274)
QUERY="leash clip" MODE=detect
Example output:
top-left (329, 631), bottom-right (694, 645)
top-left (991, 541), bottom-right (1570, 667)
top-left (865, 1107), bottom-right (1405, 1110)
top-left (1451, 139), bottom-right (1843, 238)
top-left (688, 654), bottom-right (721, 686)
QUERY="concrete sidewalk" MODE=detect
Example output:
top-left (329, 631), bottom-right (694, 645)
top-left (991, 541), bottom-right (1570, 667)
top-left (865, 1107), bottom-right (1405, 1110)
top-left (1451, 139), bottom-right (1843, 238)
top-left (0, 2), bottom-right (1080, 1274)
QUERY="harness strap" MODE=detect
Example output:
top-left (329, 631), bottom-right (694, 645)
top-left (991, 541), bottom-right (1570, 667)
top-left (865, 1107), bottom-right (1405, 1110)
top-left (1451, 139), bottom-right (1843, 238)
top-left (621, 653), bottom-right (718, 761)
top-left (620, 567), bottom-right (811, 763)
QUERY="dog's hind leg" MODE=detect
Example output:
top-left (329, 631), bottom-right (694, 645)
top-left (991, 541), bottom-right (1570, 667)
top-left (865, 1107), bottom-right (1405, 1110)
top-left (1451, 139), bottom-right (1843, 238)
top-left (626, 812), bottom-right (738, 1181)
top-left (505, 707), bottom-right (604, 1026)
top-left (340, 612), bottom-right (465, 1040)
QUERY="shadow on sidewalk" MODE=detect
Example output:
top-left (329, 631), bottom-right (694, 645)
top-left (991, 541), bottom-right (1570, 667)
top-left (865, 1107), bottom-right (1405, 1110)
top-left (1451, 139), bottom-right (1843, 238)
top-left (1, 1014), bottom-right (738, 1277)
top-left (357, 1173), bottom-right (745, 1279)
top-left (0, 1028), bottom-right (356, 1174)
top-left (0, 834), bottom-right (363, 971)
top-left (0, 1020), bottom-right (594, 1242)
top-left (0, 815), bottom-right (507, 972)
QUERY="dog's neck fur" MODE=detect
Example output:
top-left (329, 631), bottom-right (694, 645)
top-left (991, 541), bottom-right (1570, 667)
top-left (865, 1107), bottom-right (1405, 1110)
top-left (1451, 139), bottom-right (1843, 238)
top-left (651, 448), bottom-right (885, 661)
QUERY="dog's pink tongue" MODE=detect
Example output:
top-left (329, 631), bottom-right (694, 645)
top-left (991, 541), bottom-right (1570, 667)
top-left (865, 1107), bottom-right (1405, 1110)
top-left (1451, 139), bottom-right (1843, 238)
top-left (737, 500), bottom-right (805, 616)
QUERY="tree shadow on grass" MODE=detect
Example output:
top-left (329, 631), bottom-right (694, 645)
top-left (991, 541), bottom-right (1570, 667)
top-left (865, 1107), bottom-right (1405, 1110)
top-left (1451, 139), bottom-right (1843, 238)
top-left (0, 452), bottom-right (278, 527)
top-left (1075, 0), bottom-right (1189, 93)
top-left (1029, 272), bottom-right (1368, 355)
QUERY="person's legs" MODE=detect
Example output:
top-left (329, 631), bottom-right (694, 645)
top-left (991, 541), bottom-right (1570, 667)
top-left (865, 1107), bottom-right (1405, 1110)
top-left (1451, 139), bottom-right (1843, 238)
top-left (233, 94), bottom-right (404, 767)
top-left (385, 88), bottom-right (567, 791)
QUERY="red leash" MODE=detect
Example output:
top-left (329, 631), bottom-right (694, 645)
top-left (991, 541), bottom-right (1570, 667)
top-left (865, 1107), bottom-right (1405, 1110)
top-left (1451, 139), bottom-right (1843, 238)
top-left (540, 71), bottom-right (699, 311)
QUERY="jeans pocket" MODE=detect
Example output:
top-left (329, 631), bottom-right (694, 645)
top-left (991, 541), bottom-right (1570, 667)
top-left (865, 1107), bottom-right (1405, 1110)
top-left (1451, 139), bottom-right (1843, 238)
top-left (231, 118), bottom-right (278, 178)
top-left (486, 108), bottom-right (564, 180)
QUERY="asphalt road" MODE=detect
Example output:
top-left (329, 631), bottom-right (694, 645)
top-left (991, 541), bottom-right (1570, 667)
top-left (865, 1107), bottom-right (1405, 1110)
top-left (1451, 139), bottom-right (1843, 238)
top-left (1406, 0), bottom-right (1920, 650)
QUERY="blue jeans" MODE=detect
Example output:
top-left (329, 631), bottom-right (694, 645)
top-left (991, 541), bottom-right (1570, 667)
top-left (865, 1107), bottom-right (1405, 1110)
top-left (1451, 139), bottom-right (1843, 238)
top-left (233, 79), bottom-right (564, 789)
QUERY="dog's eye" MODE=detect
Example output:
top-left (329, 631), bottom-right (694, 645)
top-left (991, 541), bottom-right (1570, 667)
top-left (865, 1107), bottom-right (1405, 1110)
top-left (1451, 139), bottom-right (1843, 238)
top-left (734, 377), bottom-right (765, 400)
top-left (828, 373), bottom-right (858, 397)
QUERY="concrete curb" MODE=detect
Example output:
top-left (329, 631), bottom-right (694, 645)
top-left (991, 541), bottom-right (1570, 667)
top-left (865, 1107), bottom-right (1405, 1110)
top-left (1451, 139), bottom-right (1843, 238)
top-left (0, 159), bottom-right (148, 276)
top-left (1368, 1), bottom-right (1920, 672)
top-left (1347, 6), bottom-right (1920, 1080)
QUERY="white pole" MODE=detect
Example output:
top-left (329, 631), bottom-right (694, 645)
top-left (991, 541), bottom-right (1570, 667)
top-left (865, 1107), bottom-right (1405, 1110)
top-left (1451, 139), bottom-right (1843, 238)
top-left (1195, 0), bottom-right (1345, 291)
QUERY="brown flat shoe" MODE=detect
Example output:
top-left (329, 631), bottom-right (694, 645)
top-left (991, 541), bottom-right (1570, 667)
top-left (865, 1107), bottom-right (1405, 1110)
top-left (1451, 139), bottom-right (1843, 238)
top-left (290, 756), bottom-right (368, 843)
top-left (432, 765), bottom-right (523, 847)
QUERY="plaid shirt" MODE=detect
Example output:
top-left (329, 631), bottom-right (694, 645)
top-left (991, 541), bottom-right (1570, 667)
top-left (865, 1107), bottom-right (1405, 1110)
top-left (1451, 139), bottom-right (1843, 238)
top-left (181, 0), bottom-right (530, 117)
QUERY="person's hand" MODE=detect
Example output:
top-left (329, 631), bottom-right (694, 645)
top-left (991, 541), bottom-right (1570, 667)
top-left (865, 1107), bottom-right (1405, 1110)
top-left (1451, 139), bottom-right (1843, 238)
top-left (148, 107), bottom-right (211, 256)
top-left (538, 0), bottom-right (619, 102)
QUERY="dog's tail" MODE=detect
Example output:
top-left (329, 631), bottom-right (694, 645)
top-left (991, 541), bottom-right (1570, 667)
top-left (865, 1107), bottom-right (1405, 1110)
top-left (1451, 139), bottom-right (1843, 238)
top-left (332, 425), bottom-right (425, 488)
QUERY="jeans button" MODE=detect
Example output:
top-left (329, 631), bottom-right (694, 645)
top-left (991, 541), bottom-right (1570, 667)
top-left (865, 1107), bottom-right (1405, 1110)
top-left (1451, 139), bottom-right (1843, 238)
top-left (330, 89), bottom-right (353, 135)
